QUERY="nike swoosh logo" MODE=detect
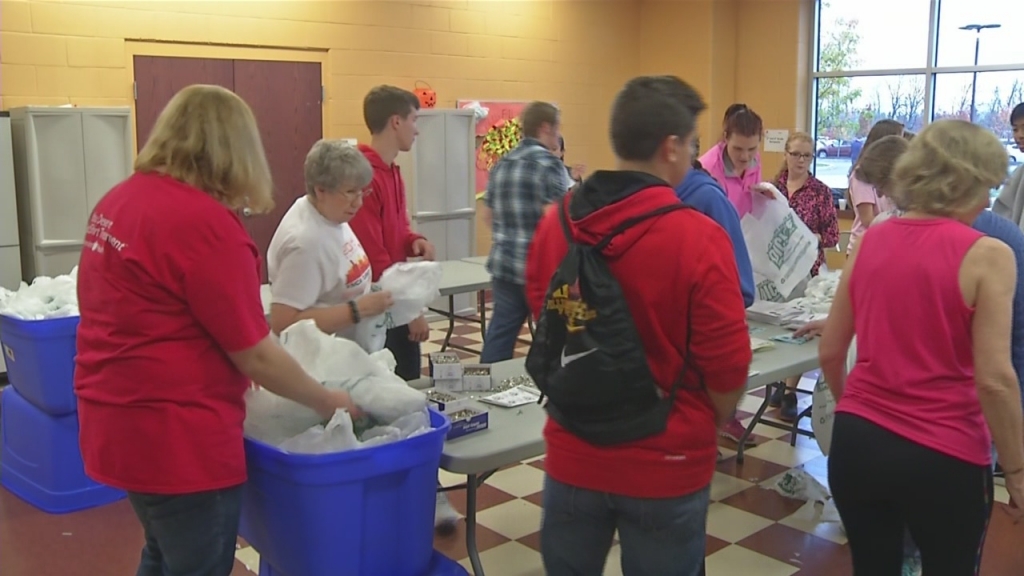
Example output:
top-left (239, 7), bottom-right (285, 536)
top-left (561, 348), bottom-right (597, 367)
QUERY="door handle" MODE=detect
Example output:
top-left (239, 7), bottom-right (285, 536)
top-left (242, 207), bottom-right (253, 217)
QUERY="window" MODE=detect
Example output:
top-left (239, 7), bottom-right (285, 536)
top-left (811, 0), bottom-right (1024, 191)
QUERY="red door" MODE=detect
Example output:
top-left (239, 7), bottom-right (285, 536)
top-left (132, 56), bottom-right (323, 282)
top-left (233, 60), bottom-right (323, 282)
top-left (133, 56), bottom-right (234, 151)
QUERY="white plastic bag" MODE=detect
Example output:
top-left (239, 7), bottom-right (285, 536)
top-left (278, 409), bottom-right (360, 454)
top-left (243, 320), bottom-right (428, 446)
top-left (742, 194), bottom-right (818, 299)
top-left (811, 374), bottom-right (836, 455)
top-left (352, 284), bottom-right (390, 353)
top-left (377, 262), bottom-right (443, 327)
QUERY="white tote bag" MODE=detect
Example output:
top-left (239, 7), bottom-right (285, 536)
top-left (742, 193), bottom-right (818, 300)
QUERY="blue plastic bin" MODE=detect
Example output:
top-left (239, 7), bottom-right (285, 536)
top-left (0, 386), bottom-right (125, 513)
top-left (0, 314), bottom-right (80, 415)
top-left (257, 551), bottom-right (469, 576)
top-left (240, 409), bottom-right (453, 576)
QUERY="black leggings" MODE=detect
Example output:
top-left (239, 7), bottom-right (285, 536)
top-left (828, 413), bottom-right (993, 576)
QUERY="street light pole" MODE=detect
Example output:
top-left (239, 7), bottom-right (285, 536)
top-left (959, 23), bottom-right (1001, 123)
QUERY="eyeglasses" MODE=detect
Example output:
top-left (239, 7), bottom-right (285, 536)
top-left (341, 187), bottom-right (371, 200)
top-left (787, 152), bottom-right (813, 161)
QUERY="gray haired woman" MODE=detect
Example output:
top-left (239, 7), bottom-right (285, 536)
top-left (267, 139), bottom-right (394, 343)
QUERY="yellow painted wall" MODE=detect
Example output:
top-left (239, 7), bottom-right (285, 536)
top-left (0, 0), bottom-right (639, 172)
top-left (0, 0), bottom-right (812, 255)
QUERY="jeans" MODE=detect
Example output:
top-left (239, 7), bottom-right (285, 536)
top-left (541, 475), bottom-right (709, 576)
top-left (829, 413), bottom-right (992, 576)
top-left (127, 484), bottom-right (243, 576)
top-left (480, 278), bottom-right (530, 364)
top-left (385, 325), bottom-right (422, 381)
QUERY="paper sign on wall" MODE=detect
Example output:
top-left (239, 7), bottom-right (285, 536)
top-left (764, 129), bottom-right (789, 153)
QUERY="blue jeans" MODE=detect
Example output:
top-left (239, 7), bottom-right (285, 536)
top-left (541, 475), bottom-right (710, 576)
top-left (480, 278), bottom-right (529, 364)
top-left (127, 484), bottom-right (243, 576)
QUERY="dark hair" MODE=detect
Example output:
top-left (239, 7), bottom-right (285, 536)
top-left (848, 118), bottom-right (905, 179)
top-left (855, 135), bottom-right (909, 194)
top-left (558, 135), bottom-right (565, 152)
top-left (1012, 103), bottom-right (1024, 125)
top-left (521, 101), bottom-right (560, 139)
top-left (363, 85), bottom-right (420, 134)
top-left (723, 104), bottom-right (763, 139)
top-left (610, 75), bottom-right (706, 162)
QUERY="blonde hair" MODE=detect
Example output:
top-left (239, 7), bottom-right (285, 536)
top-left (854, 135), bottom-right (909, 196)
top-left (890, 119), bottom-right (1008, 216)
top-left (135, 84), bottom-right (274, 214)
top-left (776, 131), bottom-right (814, 180)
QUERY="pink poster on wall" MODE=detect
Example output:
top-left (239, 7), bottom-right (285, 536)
top-left (457, 100), bottom-right (527, 198)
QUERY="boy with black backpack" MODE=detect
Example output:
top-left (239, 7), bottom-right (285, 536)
top-left (524, 76), bottom-right (752, 576)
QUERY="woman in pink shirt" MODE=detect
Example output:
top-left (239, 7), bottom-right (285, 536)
top-left (846, 119), bottom-right (905, 255)
top-left (700, 104), bottom-right (776, 445)
top-left (699, 104), bottom-right (775, 218)
top-left (819, 120), bottom-right (1024, 575)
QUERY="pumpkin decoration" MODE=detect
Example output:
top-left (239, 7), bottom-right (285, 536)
top-left (413, 81), bottom-right (436, 109)
top-left (477, 118), bottom-right (523, 171)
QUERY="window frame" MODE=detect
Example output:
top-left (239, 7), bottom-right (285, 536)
top-left (808, 0), bottom-right (1024, 154)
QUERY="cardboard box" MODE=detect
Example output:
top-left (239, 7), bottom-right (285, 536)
top-left (425, 390), bottom-right (472, 413)
top-left (432, 377), bottom-right (464, 393)
top-left (429, 352), bottom-right (463, 380)
top-left (462, 364), bottom-right (493, 391)
top-left (447, 407), bottom-right (489, 440)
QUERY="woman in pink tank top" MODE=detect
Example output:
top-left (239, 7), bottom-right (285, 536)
top-left (818, 120), bottom-right (1024, 576)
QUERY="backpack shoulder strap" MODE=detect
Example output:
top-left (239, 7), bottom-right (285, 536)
top-left (594, 203), bottom-right (689, 251)
top-left (558, 196), bottom-right (575, 244)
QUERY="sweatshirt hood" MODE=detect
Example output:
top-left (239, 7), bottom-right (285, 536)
top-left (676, 169), bottom-right (722, 201)
top-left (566, 170), bottom-right (682, 257)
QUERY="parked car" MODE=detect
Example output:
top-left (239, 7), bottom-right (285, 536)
top-left (1005, 140), bottom-right (1021, 164)
top-left (817, 139), bottom-right (854, 158)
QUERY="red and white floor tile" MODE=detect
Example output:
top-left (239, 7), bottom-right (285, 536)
top-left (3, 311), bottom-right (1024, 575)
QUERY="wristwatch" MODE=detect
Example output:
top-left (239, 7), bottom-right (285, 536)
top-left (348, 300), bottom-right (361, 324)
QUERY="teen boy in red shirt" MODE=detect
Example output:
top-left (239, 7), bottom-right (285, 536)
top-left (349, 86), bottom-right (436, 381)
top-left (525, 76), bottom-right (752, 576)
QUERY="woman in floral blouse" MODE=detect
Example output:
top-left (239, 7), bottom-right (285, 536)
top-left (775, 132), bottom-right (839, 277)
top-left (769, 131), bottom-right (839, 419)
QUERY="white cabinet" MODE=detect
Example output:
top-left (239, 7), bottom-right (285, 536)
top-left (396, 109), bottom-right (477, 313)
top-left (9, 107), bottom-right (133, 280)
top-left (0, 114), bottom-right (20, 291)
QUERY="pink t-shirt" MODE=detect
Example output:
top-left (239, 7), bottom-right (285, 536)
top-left (847, 174), bottom-right (894, 254)
top-left (840, 217), bottom-right (990, 466)
top-left (699, 141), bottom-right (762, 217)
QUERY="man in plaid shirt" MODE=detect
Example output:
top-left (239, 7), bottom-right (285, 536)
top-left (481, 102), bottom-right (569, 363)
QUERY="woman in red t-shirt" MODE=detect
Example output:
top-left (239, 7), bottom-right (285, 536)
top-left (74, 85), bottom-right (362, 575)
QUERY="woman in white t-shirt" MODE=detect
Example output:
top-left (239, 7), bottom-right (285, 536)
top-left (267, 139), bottom-right (394, 348)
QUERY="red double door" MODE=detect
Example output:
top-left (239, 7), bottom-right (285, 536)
top-left (133, 55), bottom-right (323, 282)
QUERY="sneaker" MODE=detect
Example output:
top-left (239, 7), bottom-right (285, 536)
top-left (768, 385), bottom-right (785, 407)
top-left (719, 419), bottom-right (757, 447)
top-left (901, 553), bottom-right (922, 576)
top-left (780, 392), bottom-right (799, 422)
top-left (434, 491), bottom-right (460, 536)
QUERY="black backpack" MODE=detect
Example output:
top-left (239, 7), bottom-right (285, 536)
top-left (526, 198), bottom-right (697, 446)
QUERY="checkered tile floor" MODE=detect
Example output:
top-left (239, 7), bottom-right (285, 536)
top-left (237, 308), bottom-right (1021, 575)
top-left (3, 305), bottom-right (1024, 575)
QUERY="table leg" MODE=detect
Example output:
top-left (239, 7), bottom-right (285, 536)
top-left (440, 294), bottom-right (457, 352)
top-left (478, 290), bottom-right (487, 341)
top-left (466, 473), bottom-right (486, 576)
top-left (736, 392), bottom-right (773, 464)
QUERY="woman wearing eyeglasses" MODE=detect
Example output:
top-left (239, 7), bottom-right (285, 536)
top-left (267, 139), bottom-right (394, 344)
top-left (768, 132), bottom-right (840, 419)
top-left (774, 132), bottom-right (839, 278)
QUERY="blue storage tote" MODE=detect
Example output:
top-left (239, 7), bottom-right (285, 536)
top-left (0, 314), bottom-right (80, 415)
top-left (240, 409), bottom-right (452, 576)
top-left (0, 386), bottom-right (125, 513)
top-left (257, 551), bottom-right (469, 576)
